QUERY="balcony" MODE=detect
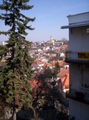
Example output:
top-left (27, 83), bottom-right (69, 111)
top-left (68, 89), bottom-right (89, 105)
top-left (65, 51), bottom-right (89, 64)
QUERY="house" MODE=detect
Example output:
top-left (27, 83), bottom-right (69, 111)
top-left (59, 68), bottom-right (69, 93)
top-left (62, 12), bottom-right (89, 120)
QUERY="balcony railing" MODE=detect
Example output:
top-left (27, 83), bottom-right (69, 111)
top-left (65, 51), bottom-right (89, 64)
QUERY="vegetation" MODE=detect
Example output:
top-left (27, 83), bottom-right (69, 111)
top-left (0, 1), bottom-right (69, 120)
top-left (0, 0), bottom-right (35, 119)
top-left (32, 65), bottom-right (69, 120)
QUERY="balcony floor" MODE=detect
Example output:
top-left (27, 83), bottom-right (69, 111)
top-left (65, 59), bottom-right (89, 64)
top-left (67, 90), bottom-right (89, 105)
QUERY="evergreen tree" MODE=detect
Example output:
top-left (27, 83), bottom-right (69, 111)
top-left (0, 0), bottom-right (35, 119)
top-left (53, 61), bottom-right (60, 78)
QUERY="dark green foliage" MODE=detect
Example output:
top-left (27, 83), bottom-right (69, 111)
top-left (0, 0), bottom-right (35, 112)
top-left (32, 66), bottom-right (69, 120)
top-left (53, 62), bottom-right (60, 78)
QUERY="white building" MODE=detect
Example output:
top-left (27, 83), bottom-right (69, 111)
top-left (62, 12), bottom-right (89, 120)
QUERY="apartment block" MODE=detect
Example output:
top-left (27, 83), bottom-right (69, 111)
top-left (62, 12), bottom-right (89, 120)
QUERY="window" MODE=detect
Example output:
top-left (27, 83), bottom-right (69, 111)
top-left (81, 65), bottom-right (89, 89)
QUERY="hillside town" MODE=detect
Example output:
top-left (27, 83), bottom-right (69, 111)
top-left (0, 0), bottom-right (88, 120)
top-left (0, 38), bottom-right (69, 120)
top-left (30, 37), bottom-right (69, 93)
top-left (0, 37), bottom-right (69, 94)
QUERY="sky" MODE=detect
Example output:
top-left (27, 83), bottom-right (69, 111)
top-left (0, 0), bottom-right (89, 42)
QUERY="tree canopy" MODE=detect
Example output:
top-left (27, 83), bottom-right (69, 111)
top-left (0, 1), bottom-right (35, 119)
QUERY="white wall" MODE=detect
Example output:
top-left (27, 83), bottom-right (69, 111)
top-left (69, 64), bottom-right (81, 91)
top-left (68, 12), bottom-right (89, 24)
top-left (69, 25), bottom-right (89, 120)
top-left (69, 27), bottom-right (89, 52)
top-left (70, 99), bottom-right (89, 120)
top-left (70, 64), bottom-right (89, 93)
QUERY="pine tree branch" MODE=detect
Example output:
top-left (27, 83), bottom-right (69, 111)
top-left (20, 5), bottom-right (33, 10)
top-left (0, 5), bottom-right (7, 10)
top-left (0, 31), bottom-right (10, 35)
top-left (22, 0), bottom-right (30, 3)
top-left (26, 25), bottom-right (35, 30)
top-left (20, 13), bottom-right (35, 22)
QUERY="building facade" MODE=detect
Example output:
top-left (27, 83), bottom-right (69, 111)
top-left (62, 12), bottom-right (89, 120)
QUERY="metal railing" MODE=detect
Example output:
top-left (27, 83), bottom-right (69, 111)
top-left (65, 51), bottom-right (78, 60)
top-left (65, 51), bottom-right (89, 63)
top-left (68, 89), bottom-right (89, 105)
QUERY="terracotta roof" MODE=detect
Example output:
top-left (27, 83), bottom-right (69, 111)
top-left (59, 68), bottom-right (69, 89)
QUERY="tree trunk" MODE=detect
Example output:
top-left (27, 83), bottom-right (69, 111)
top-left (12, 111), bottom-right (16, 120)
top-left (12, 100), bottom-right (16, 120)
top-left (4, 107), bottom-right (12, 120)
top-left (30, 105), bottom-right (38, 120)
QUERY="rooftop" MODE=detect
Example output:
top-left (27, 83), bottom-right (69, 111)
top-left (61, 12), bottom-right (89, 29)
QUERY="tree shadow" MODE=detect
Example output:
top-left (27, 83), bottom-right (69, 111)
top-left (31, 67), bottom-right (69, 120)
top-left (17, 106), bottom-right (34, 120)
